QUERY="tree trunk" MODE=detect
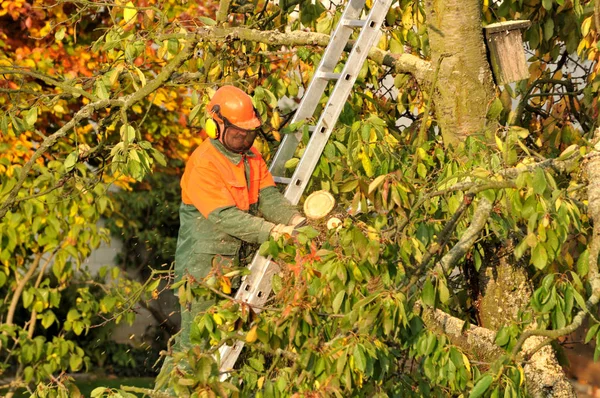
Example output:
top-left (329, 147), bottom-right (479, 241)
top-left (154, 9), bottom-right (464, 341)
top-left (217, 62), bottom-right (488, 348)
top-left (478, 245), bottom-right (576, 397)
top-left (423, 0), bottom-right (495, 147)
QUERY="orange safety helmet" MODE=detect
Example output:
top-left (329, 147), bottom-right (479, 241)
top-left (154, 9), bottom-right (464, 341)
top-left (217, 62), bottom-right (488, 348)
top-left (205, 86), bottom-right (261, 139)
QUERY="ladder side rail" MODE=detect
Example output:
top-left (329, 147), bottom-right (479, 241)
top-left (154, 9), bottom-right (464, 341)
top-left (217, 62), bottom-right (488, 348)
top-left (269, 0), bottom-right (367, 177)
top-left (219, 0), bottom-right (393, 377)
top-left (283, 0), bottom-right (392, 205)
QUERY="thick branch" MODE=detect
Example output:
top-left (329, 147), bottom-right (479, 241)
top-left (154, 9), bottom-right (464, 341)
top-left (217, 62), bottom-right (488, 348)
top-left (435, 198), bottom-right (492, 275)
top-left (168, 27), bottom-right (431, 85)
top-left (421, 305), bottom-right (576, 397)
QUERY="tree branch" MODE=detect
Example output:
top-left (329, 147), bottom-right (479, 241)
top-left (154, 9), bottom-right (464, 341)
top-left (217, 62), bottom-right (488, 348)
top-left (435, 198), bottom-right (492, 275)
top-left (0, 68), bottom-right (96, 101)
top-left (163, 27), bottom-right (432, 85)
top-left (6, 252), bottom-right (44, 326)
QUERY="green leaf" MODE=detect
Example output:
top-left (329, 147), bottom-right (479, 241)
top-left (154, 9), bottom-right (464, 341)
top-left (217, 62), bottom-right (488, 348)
top-left (544, 19), bottom-right (554, 41)
top-left (271, 274), bottom-right (283, 293)
top-left (146, 279), bottom-right (160, 292)
top-left (199, 16), bottom-right (216, 26)
top-left (438, 278), bottom-right (450, 304)
top-left (495, 326), bottom-right (510, 347)
top-left (25, 107), bottom-right (38, 127)
top-left (65, 150), bottom-right (79, 172)
top-left (486, 98), bottom-right (503, 120)
top-left (10, 113), bottom-right (27, 135)
top-left (70, 355), bottom-right (83, 372)
top-left (577, 249), bottom-right (589, 277)
top-left (572, 289), bottom-right (588, 312)
top-left (340, 179), bottom-right (359, 192)
top-left (353, 345), bottom-right (367, 372)
top-left (469, 375), bottom-right (493, 398)
top-left (542, 0), bottom-right (553, 10)
top-left (585, 323), bottom-right (599, 344)
top-left (41, 311), bottom-right (56, 329)
top-left (196, 356), bottom-right (212, 383)
top-left (417, 163), bottom-right (427, 179)
top-left (533, 168), bottom-right (547, 195)
top-left (422, 278), bottom-right (435, 307)
top-left (95, 80), bottom-right (109, 100)
top-left (167, 39), bottom-right (179, 55)
top-left (55, 26), bottom-right (66, 41)
top-left (285, 158), bottom-right (300, 169)
top-left (0, 115), bottom-right (8, 134)
top-left (595, 333), bottom-right (600, 362)
top-left (332, 290), bottom-right (345, 313)
top-left (22, 289), bottom-right (34, 309)
top-left (0, 272), bottom-right (6, 288)
top-left (532, 244), bottom-right (548, 270)
top-left (189, 104), bottom-right (202, 123)
top-left (120, 125), bottom-right (136, 142)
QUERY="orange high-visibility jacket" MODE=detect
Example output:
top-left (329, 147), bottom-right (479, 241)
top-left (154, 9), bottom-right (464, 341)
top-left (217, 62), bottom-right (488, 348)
top-left (181, 138), bottom-right (276, 218)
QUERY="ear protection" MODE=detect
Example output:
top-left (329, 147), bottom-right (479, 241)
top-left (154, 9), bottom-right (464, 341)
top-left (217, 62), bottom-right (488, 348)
top-left (205, 105), bottom-right (221, 139)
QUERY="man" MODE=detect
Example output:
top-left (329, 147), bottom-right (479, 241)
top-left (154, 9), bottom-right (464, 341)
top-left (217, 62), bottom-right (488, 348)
top-left (156, 85), bottom-right (304, 385)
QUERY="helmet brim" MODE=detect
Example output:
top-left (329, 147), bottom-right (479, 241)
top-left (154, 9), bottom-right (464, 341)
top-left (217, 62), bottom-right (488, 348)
top-left (232, 115), bottom-right (262, 130)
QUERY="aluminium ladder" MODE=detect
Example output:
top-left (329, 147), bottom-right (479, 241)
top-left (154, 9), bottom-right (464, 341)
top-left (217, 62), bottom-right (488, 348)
top-left (218, 0), bottom-right (393, 377)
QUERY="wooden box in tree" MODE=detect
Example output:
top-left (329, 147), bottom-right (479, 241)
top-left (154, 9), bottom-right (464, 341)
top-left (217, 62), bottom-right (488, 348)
top-left (484, 20), bottom-right (531, 85)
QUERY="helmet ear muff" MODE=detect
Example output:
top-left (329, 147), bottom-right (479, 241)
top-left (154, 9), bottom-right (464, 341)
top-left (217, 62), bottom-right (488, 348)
top-left (205, 104), bottom-right (221, 139)
top-left (205, 118), bottom-right (219, 139)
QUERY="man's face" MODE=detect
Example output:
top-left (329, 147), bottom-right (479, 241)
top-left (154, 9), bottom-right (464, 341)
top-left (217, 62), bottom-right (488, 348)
top-left (221, 124), bottom-right (259, 153)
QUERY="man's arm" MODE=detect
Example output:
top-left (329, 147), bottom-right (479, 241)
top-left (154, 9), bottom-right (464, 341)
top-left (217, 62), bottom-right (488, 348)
top-left (208, 206), bottom-right (275, 244)
top-left (256, 157), bottom-right (300, 225)
top-left (258, 186), bottom-right (300, 225)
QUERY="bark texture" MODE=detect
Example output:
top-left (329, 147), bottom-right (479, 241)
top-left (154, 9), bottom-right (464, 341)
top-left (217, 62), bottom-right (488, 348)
top-left (422, 307), bottom-right (576, 398)
top-left (423, 0), bottom-right (496, 146)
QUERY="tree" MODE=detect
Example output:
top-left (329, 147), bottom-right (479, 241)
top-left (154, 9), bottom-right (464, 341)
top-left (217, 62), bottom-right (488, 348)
top-left (1, 0), bottom-right (599, 397)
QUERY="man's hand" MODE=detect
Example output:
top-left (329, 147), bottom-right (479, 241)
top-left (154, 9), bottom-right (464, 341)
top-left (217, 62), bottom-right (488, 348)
top-left (270, 224), bottom-right (298, 240)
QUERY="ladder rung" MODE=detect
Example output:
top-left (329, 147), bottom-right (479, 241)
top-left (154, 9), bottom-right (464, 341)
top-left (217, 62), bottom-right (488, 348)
top-left (273, 176), bottom-right (292, 184)
top-left (342, 19), bottom-right (366, 28)
top-left (316, 72), bottom-right (341, 81)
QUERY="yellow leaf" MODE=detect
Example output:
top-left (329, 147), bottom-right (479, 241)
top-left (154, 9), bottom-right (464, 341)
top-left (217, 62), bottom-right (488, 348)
top-left (494, 134), bottom-right (504, 152)
top-left (213, 314), bottom-right (223, 325)
top-left (257, 376), bottom-right (265, 389)
top-left (123, 2), bottom-right (138, 25)
top-left (518, 365), bottom-right (525, 386)
top-left (220, 277), bottom-right (231, 294)
top-left (246, 325), bottom-right (258, 343)
top-left (270, 112), bottom-right (281, 130)
top-left (582, 16), bottom-right (592, 37)
top-left (377, 33), bottom-right (388, 50)
top-left (133, 66), bottom-right (146, 87)
top-left (402, 5), bottom-right (413, 28)
top-left (462, 353), bottom-right (471, 375)
top-left (361, 150), bottom-right (374, 177)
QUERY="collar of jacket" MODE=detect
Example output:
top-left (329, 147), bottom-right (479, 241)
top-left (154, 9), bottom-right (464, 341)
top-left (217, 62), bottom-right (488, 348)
top-left (210, 138), bottom-right (256, 165)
